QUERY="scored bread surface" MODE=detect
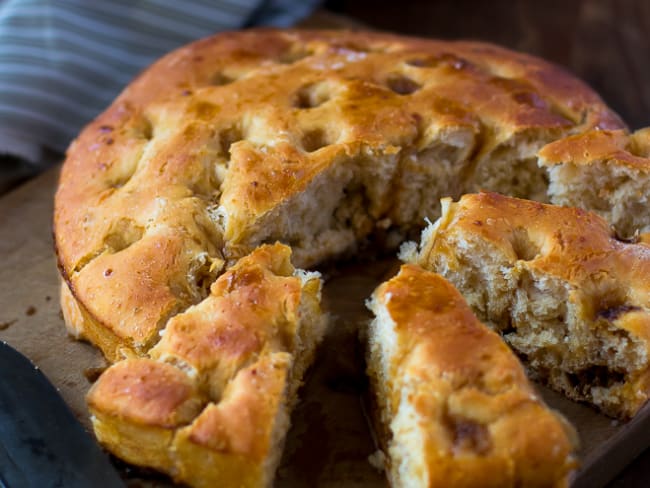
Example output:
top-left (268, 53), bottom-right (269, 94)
top-left (403, 192), bottom-right (650, 418)
top-left (52, 28), bottom-right (648, 487)
top-left (366, 264), bottom-right (578, 487)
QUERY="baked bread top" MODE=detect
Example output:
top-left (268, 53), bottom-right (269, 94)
top-left (367, 264), bottom-right (577, 487)
top-left (54, 29), bottom-right (624, 357)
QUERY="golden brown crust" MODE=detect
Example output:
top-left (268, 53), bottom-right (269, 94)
top-left (87, 359), bottom-right (204, 429)
top-left (180, 353), bottom-right (288, 460)
top-left (539, 128), bottom-right (650, 170)
top-left (172, 354), bottom-right (290, 488)
top-left (54, 29), bottom-right (623, 358)
top-left (368, 265), bottom-right (577, 487)
top-left (60, 280), bottom-right (141, 362)
top-left (409, 192), bottom-right (650, 417)
top-left (86, 358), bottom-right (205, 473)
top-left (149, 244), bottom-right (306, 400)
top-left (86, 244), bottom-right (324, 487)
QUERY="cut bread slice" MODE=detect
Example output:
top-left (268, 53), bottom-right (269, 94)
top-left (403, 192), bottom-right (650, 418)
top-left (539, 128), bottom-right (650, 238)
top-left (87, 243), bottom-right (326, 487)
top-left (366, 264), bottom-right (578, 487)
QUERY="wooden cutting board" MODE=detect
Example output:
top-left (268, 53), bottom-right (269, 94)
top-left (1, 166), bottom-right (649, 487)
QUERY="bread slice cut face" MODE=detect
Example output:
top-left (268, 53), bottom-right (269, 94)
top-left (366, 264), bottom-right (578, 487)
top-left (403, 192), bottom-right (650, 418)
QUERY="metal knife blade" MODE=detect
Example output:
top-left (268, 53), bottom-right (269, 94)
top-left (0, 341), bottom-right (124, 488)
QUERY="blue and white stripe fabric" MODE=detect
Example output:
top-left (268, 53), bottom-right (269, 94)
top-left (0, 0), bottom-right (320, 166)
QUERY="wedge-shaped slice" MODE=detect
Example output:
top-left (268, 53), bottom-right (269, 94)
top-left (87, 243), bottom-right (326, 487)
top-left (366, 264), bottom-right (577, 487)
top-left (403, 192), bottom-right (650, 418)
top-left (539, 128), bottom-right (650, 238)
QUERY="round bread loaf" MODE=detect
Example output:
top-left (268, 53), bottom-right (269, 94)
top-left (54, 29), bottom-right (624, 360)
top-left (53, 29), bottom-right (641, 487)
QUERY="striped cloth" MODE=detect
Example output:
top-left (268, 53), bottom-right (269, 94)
top-left (0, 0), bottom-right (320, 167)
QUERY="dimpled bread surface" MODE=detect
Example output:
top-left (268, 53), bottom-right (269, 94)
top-left (403, 192), bottom-right (650, 418)
top-left (52, 28), bottom-right (644, 487)
top-left (54, 28), bottom-right (625, 364)
top-left (367, 264), bottom-right (578, 487)
top-left (87, 243), bottom-right (326, 487)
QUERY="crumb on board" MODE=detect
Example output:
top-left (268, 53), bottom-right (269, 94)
top-left (368, 449), bottom-right (386, 472)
